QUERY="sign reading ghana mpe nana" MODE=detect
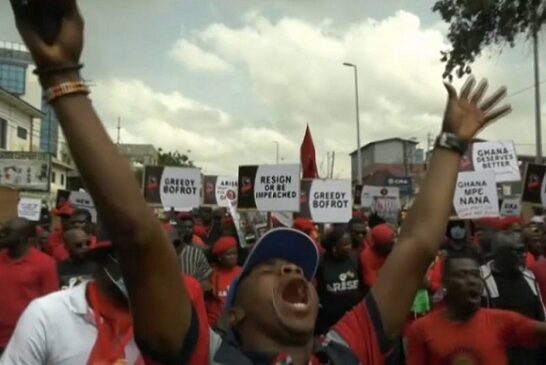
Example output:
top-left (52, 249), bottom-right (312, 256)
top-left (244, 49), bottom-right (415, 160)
top-left (453, 171), bottom-right (499, 219)
top-left (238, 164), bottom-right (300, 212)
top-left (300, 179), bottom-right (352, 223)
top-left (143, 166), bottom-right (201, 209)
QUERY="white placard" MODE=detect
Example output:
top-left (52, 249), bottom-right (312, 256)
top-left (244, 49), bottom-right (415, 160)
top-left (17, 198), bottom-right (41, 221)
top-left (360, 186), bottom-right (400, 208)
top-left (472, 141), bottom-right (520, 183)
top-left (453, 171), bottom-right (499, 219)
top-left (308, 180), bottom-right (352, 223)
top-left (216, 176), bottom-right (238, 208)
top-left (500, 198), bottom-right (522, 217)
top-left (68, 191), bottom-right (98, 223)
top-left (159, 167), bottom-right (201, 210)
top-left (271, 212), bottom-right (294, 227)
top-left (254, 164), bottom-right (300, 212)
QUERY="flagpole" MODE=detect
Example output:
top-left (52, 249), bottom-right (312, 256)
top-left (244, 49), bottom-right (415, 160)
top-left (343, 62), bottom-right (363, 184)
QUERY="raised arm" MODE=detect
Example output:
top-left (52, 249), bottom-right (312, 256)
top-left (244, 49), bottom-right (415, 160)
top-left (371, 77), bottom-right (511, 338)
top-left (10, 0), bottom-right (191, 358)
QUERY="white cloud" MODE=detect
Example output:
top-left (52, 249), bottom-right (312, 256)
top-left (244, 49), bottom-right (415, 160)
top-left (93, 10), bottom-right (537, 179)
top-left (169, 39), bottom-right (233, 73)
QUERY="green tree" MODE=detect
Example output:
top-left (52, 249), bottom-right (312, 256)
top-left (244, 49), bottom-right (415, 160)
top-left (157, 148), bottom-right (195, 167)
top-left (433, 0), bottom-right (546, 80)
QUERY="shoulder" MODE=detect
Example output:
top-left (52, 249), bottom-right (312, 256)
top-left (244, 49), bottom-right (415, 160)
top-left (411, 310), bottom-right (443, 330)
top-left (30, 248), bottom-right (56, 267)
top-left (21, 287), bottom-right (75, 322)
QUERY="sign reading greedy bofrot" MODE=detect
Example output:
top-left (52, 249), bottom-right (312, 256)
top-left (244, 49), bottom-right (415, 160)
top-left (238, 164), bottom-right (300, 212)
top-left (143, 166), bottom-right (201, 209)
top-left (300, 179), bottom-right (352, 223)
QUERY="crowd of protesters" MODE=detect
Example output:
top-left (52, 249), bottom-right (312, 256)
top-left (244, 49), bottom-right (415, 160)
top-left (3, 0), bottom-right (546, 364)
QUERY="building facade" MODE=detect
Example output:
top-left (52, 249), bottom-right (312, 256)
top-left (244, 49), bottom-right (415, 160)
top-left (0, 88), bottom-right (42, 151)
top-left (350, 137), bottom-right (425, 186)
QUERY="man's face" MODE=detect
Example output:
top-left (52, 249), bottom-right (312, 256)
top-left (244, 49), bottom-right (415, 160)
top-left (219, 247), bottom-right (238, 268)
top-left (68, 214), bottom-right (88, 231)
top-left (0, 219), bottom-right (29, 248)
top-left (335, 233), bottom-right (353, 258)
top-left (178, 219), bottom-right (194, 242)
top-left (64, 229), bottom-right (91, 262)
top-left (444, 258), bottom-right (483, 313)
top-left (350, 223), bottom-right (367, 247)
top-left (496, 237), bottom-right (527, 271)
top-left (231, 259), bottom-right (318, 345)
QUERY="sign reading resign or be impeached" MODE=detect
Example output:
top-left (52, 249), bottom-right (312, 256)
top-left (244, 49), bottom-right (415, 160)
top-left (238, 164), bottom-right (300, 212)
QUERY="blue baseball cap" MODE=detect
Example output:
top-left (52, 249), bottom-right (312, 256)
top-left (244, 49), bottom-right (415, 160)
top-left (225, 227), bottom-right (319, 308)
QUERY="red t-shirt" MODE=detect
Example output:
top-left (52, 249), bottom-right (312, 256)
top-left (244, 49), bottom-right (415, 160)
top-left (407, 308), bottom-right (539, 365)
top-left (206, 265), bottom-right (242, 327)
top-left (0, 247), bottom-right (59, 347)
top-left (46, 230), bottom-right (69, 262)
top-left (142, 294), bottom-right (390, 365)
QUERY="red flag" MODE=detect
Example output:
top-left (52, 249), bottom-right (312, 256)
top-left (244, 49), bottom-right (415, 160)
top-left (300, 125), bottom-right (319, 178)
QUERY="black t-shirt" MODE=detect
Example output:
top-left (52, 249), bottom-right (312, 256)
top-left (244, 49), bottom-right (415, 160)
top-left (492, 271), bottom-right (545, 365)
top-left (315, 254), bottom-right (367, 334)
top-left (57, 261), bottom-right (97, 289)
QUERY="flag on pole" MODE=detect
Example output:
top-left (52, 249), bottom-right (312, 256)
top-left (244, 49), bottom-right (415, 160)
top-left (300, 125), bottom-right (319, 178)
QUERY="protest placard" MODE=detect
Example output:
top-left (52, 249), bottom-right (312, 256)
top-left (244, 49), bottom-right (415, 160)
top-left (360, 186), bottom-right (401, 223)
top-left (522, 163), bottom-right (546, 207)
top-left (203, 175), bottom-right (238, 207)
top-left (500, 198), bottom-right (522, 217)
top-left (300, 179), bottom-right (351, 223)
top-left (460, 141), bottom-right (520, 183)
top-left (17, 198), bottom-right (42, 221)
top-left (238, 164), bottom-right (300, 212)
top-left (453, 171), bottom-right (499, 219)
top-left (143, 166), bottom-right (201, 209)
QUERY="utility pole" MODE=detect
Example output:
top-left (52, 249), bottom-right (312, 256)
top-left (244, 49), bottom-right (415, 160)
top-left (533, 28), bottom-right (543, 163)
top-left (116, 117), bottom-right (121, 145)
top-left (403, 141), bottom-right (409, 176)
top-left (330, 151), bottom-right (335, 178)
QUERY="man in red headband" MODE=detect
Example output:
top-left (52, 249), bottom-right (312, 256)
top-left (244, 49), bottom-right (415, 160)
top-left (206, 236), bottom-right (242, 328)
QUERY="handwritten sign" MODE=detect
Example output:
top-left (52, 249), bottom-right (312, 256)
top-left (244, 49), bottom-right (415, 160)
top-left (453, 171), bottom-right (499, 219)
top-left (500, 198), bottom-right (522, 217)
top-left (17, 198), bottom-right (41, 221)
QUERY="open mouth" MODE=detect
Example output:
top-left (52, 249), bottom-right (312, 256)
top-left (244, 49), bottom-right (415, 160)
top-left (278, 277), bottom-right (310, 313)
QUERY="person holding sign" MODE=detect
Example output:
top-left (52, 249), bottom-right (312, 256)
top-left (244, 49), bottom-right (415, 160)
top-left (8, 1), bottom-right (513, 364)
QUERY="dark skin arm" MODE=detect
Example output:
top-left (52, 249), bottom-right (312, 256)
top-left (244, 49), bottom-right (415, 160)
top-left (10, 0), bottom-right (189, 357)
top-left (371, 77), bottom-right (512, 338)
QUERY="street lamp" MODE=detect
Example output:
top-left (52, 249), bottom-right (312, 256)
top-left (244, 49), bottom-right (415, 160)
top-left (273, 141), bottom-right (279, 164)
top-left (343, 62), bottom-right (363, 184)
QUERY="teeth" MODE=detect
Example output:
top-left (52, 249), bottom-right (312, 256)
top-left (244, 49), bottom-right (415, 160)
top-left (293, 303), bottom-right (307, 309)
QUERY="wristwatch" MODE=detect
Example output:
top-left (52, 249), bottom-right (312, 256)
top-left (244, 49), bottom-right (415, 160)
top-left (434, 132), bottom-right (468, 155)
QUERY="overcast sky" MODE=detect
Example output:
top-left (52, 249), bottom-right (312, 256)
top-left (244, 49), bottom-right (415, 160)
top-left (0, 0), bottom-right (544, 178)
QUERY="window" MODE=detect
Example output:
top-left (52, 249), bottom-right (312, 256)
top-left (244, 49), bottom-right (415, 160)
top-left (0, 63), bottom-right (26, 95)
top-left (0, 118), bottom-right (6, 149)
top-left (17, 126), bottom-right (27, 140)
top-left (60, 173), bottom-right (65, 186)
top-left (51, 171), bottom-right (56, 183)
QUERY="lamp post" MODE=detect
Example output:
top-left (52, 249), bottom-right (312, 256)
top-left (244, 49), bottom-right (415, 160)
top-left (273, 141), bottom-right (279, 164)
top-left (343, 62), bottom-right (363, 184)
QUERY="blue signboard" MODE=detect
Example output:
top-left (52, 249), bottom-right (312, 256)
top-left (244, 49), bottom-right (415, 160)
top-left (384, 176), bottom-right (413, 196)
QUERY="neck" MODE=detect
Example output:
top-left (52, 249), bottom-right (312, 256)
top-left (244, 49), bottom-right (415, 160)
top-left (8, 242), bottom-right (31, 259)
top-left (94, 271), bottom-right (129, 310)
top-left (445, 302), bottom-right (477, 323)
top-left (240, 331), bottom-right (313, 365)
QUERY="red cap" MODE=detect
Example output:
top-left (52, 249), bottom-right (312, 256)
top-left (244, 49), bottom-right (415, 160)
top-left (371, 224), bottom-right (395, 246)
top-left (194, 224), bottom-right (207, 239)
top-left (293, 217), bottom-right (314, 235)
top-left (52, 202), bottom-right (75, 217)
top-left (213, 236), bottom-right (237, 256)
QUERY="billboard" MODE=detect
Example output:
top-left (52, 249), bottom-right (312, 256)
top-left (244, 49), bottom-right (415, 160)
top-left (0, 151), bottom-right (50, 191)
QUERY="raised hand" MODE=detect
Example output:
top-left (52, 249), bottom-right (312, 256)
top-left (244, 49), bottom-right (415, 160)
top-left (443, 76), bottom-right (512, 142)
top-left (10, 0), bottom-right (83, 70)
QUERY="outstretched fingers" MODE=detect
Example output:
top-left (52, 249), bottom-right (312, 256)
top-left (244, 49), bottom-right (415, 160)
top-left (484, 104), bottom-right (512, 124)
top-left (460, 76), bottom-right (476, 100)
top-left (480, 86), bottom-right (508, 112)
top-left (470, 79), bottom-right (488, 104)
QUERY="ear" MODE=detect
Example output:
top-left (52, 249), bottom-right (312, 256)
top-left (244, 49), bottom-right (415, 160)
top-left (228, 306), bottom-right (246, 328)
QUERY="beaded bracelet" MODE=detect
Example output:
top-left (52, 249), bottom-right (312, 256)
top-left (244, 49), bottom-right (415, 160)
top-left (44, 81), bottom-right (90, 103)
top-left (33, 63), bottom-right (84, 76)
